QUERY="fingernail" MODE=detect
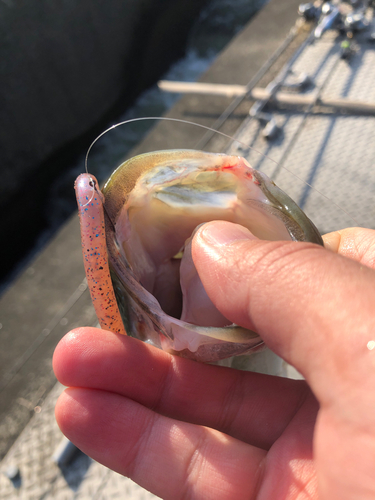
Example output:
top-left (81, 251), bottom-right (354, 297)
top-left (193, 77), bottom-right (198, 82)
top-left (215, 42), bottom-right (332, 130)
top-left (200, 221), bottom-right (257, 246)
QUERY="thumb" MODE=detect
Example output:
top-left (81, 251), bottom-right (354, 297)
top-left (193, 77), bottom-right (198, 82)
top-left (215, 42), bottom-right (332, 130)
top-left (192, 221), bottom-right (375, 407)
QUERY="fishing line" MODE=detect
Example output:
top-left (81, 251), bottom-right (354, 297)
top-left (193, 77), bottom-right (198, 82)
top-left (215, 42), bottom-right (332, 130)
top-left (85, 116), bottom-right (360, 227)
top-left (84, 116), bottom-right (282, 172)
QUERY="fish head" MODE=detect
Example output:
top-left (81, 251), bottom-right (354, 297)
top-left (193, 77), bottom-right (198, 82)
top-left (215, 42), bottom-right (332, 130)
top-left (98, 149), bottom-right (322, 362)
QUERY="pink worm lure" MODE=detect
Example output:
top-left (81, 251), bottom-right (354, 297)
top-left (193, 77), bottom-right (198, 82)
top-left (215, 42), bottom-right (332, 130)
top-left (74, 173), bottom-right (126, 335)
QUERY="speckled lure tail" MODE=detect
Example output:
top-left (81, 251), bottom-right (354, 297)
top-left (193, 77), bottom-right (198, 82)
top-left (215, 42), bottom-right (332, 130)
top-left (74, 173), bottom-right (126, 335)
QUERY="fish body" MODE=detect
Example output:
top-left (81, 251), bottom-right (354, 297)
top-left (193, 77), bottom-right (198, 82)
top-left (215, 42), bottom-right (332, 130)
top-left (76, 150), bottom-right (323, 363)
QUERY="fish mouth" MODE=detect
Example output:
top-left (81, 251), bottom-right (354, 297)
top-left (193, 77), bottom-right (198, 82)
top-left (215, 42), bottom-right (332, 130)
top-left (103, 150), bottom-right (322, 362)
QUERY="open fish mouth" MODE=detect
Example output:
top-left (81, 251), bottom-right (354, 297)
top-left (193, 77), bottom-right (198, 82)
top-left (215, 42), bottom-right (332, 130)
top-left (92, 149), bottom-right (323, 363)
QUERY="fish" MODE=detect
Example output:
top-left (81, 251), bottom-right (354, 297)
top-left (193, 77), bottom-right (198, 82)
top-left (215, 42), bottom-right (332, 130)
top-left (75, 149), bottom-right (323, 363)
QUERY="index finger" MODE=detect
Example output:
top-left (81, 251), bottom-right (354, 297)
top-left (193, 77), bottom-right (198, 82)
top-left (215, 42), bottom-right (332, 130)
top-left (53, 328), bottom-right (311, 450)
top-left (323, 227), bottom-right (375, 268)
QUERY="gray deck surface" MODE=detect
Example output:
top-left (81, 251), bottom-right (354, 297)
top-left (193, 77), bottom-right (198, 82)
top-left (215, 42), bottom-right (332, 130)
top-left (1, 0), bottom-right (374, 497)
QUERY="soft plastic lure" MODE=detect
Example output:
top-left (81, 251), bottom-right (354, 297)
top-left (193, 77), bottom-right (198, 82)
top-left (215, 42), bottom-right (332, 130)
top-left (75, 173), bottom-right (126, 335)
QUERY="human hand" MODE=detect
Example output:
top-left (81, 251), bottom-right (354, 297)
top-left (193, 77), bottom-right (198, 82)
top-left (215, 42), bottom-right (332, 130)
top-left (53, 223), bottom-right (375, 500)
